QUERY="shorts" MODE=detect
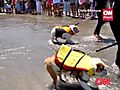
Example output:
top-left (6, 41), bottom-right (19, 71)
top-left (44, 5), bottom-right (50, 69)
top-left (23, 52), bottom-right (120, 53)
top-left (64, 1), bottom-right (70, 12)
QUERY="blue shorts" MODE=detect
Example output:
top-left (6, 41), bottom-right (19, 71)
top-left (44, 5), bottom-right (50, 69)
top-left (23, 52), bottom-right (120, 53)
top-left (64, 1), bottom-right (70, 12)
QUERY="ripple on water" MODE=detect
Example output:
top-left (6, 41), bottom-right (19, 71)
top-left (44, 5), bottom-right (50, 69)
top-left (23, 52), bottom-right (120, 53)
top-left (0, 46), bottom-right (31, 60)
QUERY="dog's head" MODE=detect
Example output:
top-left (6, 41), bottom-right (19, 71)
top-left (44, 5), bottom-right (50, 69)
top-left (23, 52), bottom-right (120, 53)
top-left (70, 25), bottom-right (79, 34)
top-left (94, 63), bottom-right (107, 77)
top-left (92, 58), bottom-right (107, 77)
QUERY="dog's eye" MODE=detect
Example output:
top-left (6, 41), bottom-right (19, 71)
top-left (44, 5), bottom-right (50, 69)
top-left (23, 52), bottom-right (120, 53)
top-left (73, 27), bottom-right (78, 31)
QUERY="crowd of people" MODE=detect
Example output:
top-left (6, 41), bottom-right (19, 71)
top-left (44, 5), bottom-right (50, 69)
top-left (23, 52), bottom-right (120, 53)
top-left (0, 0), bottom-right (96, 19)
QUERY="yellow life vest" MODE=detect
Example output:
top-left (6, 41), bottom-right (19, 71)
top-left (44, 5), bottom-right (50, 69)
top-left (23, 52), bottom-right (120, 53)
top-left (55, 44), bottom-right (95, 76)
top-left (54, 26), bottom-right (73, 35)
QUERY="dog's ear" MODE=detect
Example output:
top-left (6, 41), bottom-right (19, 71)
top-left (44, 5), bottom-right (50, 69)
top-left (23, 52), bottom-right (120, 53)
top-left (96, 63), bottom-right (105, 72)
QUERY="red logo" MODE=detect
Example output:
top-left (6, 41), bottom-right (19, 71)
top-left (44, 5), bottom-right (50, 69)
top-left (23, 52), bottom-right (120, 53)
top-left (102, 8), bottom-right (113, 21)
top-left (95, 78), bottom-right (110, 85)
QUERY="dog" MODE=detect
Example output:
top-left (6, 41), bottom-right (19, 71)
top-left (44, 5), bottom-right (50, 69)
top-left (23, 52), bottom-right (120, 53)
top-left (44, 44), bottom-right (107, 89)
top-left (51, 25), bottom-right (79, 44)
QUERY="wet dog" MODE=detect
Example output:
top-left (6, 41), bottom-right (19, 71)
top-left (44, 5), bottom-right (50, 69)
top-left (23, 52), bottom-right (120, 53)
top-left (45, 55), bottom-right (107, 89)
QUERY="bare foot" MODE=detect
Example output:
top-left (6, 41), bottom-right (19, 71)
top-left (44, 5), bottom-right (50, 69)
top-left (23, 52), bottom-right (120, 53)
top-left (94, 34), bottom-right (103, 40)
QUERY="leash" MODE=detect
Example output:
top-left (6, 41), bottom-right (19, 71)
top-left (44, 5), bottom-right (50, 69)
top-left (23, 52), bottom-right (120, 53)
top-left (74, 14), bottom-right (96, 26)
top-left (95, 42), bottom-right (117, 52)
top-left (87, 42), bottom-right (117, 55)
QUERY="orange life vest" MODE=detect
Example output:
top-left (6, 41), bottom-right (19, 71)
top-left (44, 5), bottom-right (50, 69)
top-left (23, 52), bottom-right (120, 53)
top-left (54, 44), bottom-right (96, 76)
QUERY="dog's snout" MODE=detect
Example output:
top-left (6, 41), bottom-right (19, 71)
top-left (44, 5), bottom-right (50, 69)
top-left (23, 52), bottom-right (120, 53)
top-left (103, 69), bottom-right (107, 75)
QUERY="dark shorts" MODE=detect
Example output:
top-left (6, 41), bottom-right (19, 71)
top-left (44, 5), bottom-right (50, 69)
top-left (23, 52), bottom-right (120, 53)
top-left (0, 0), bottom-right (4, 7)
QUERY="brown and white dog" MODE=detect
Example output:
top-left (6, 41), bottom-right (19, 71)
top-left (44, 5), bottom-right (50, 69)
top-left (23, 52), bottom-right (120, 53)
top-left (44, 54), bottom-right (107, 89)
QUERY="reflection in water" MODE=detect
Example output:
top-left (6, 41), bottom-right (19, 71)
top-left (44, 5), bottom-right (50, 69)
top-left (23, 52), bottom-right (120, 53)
top-left (48, 82), bottom-right (99, 90)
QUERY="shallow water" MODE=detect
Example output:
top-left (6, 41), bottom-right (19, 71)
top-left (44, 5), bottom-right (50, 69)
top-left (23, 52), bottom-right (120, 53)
top-left (0, 14), bottom-right (119, 90)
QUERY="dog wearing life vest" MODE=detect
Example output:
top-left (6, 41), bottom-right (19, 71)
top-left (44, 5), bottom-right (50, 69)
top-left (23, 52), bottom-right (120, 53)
top-left (51, 25), bottom-right (79, 44)
top-left (44, 45), bottom-right (107, 89)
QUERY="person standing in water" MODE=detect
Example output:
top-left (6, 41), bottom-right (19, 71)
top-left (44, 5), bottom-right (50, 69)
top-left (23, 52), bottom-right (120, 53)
top-left (110, 0), bottom-right (120, 75)
top-left (93, 0), bottom-right (108, 40)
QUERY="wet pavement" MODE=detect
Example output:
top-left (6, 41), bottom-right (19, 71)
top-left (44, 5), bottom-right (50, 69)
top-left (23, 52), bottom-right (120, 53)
top-left (0, 14), bottom-right (120, 90)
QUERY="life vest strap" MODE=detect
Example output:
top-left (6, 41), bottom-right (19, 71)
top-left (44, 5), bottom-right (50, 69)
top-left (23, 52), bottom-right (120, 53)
top-left (59, 48), bottom-right (72, 72)
top-left (73, 49), bottom-right (85, 54)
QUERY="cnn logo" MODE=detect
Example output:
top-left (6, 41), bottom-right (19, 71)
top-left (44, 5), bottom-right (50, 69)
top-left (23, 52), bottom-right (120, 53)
top-left (95, 78), bottom-right (110, 85)
top-left (102, 8), bottom-right (113, 21)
